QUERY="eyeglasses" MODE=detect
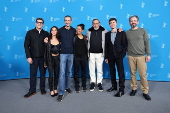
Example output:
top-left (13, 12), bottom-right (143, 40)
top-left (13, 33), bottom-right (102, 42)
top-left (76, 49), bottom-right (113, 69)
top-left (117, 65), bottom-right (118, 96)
top-left (36, 22), bottom-right (44, 24)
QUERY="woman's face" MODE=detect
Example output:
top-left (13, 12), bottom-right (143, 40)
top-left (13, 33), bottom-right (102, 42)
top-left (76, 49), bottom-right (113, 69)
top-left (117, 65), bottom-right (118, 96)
top-left (76, 26), bottom-right (83, 35)
top-left (51, 27), bottom-right (57, 36)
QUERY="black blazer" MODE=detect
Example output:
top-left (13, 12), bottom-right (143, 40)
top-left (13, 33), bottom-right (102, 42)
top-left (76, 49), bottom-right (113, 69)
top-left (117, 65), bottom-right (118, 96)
top-left (105, 30), bottom-right (127, 60)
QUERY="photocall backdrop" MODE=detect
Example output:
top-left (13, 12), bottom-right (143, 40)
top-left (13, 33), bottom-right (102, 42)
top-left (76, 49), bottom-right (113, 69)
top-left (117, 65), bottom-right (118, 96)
top-left (0, 0), bottom-right (170, 81)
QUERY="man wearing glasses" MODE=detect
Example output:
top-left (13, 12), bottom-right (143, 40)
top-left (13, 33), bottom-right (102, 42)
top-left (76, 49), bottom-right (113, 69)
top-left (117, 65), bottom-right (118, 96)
top-left (24, 18), bottom-right (49, 98)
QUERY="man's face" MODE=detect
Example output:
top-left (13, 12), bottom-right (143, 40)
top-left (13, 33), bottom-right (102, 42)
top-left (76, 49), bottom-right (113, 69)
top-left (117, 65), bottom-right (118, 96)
top-left (64, 17), bottom-right (72, 27)
top-left (129, 17), bottom-right (139, 28)
top-left (35, 19), bottom-right (44, 29)
top-left (92, 20), bottom-right (100, 30)
top-left (109, 20), bottom-right (117, 29)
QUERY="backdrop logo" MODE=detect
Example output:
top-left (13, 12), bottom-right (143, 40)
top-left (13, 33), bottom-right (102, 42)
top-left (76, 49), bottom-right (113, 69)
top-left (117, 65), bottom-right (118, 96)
top-left (126, 14), bottom-right (131, 19)
top-left (141, 2), bottom-right (145, 8)
top-left (13, 36), bottom-right (23, 40)
top-left (32, 17), bottom-right (36, 21)
top-left (0, 56), bottom-right (4, 59)
top-left (25, 7), bottom-right (28, 12)
top-left (160, 63), bottom-right (164, 68)
top-left (87, 16), bottom-right (96, 20)
top-left (120, 4), bottom-right (123, 9)
top-left (106, 15), bottom-right (116, 19)
top-left (50, 0), bottom-right (59, 2)
top-left (50, 17), bottom-right (60, 21)
top-left (5, 26), bottom-right (9, 31)
top-left (7, 45), bottom-right (10, 50)
top-left (150, 74), bottom-right (156, 77)
top-left (146, 73), bottom-right (149, 77)
top-left (72, 17), bottom-right (78, 21)
top-left (100, 5), bottom-right (103, 10)
top-left (80, 6), bottom-right (84, 11)
top-left (44, 26), bottom-right (48, 31)
top-left (151, 55), bottom-right (157, 58)
top-left (148, 13), bottom-right (160, 18)
top-left (62, 7), bottom-right (65, 12)
top-left (9, 64), bottom-right (12, 68)
top-left (12, 17), bottom-right (22, 21)
top-left (163, 22), bottom-right (167, 27)
top-left (4, 7), bottom-right (8, 12)
top-left (168, 73), bottom-right (170, 78)
top-left (161, 43), bottom-right (165, 48)
top-left (44, 7), bottom-right (47, 12)
top-left (168, 53), bottom-right (170, 58)
top-left (14, 54), bottom-right (24, 59)
top-left (11, 0), bottom-right (21, 2)
top-left (125, 72), bottom-right (129, 76)
top-left (16, 72), bottom-right (26, 76)
top-left (148, 34), bottom-right (159, 38)
top-left (31, 0), bottom-right (40, 3)
top-left (141, 23), bottom-right (144, 28)
top-left (68, 0), bottom-right (76, 2)
top-left (26, 26), bottom-right (29, 31)
top-left (119, 24), bottom-right (123, 28)
top-left (164, 1), bottom-right (168, 6)
top-left (86, 0), bottom-right (93, 1)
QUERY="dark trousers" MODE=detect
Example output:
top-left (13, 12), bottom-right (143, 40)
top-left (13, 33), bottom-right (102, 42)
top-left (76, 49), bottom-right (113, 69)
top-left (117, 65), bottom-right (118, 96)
top-left (74, 55), bottom-right (87, 89)
top-left (29, 57), bottom-right (46, 92)
top-left (108, 56), bottom-right (125, 92)
top-left (47, 56), bottom-right (60, 91)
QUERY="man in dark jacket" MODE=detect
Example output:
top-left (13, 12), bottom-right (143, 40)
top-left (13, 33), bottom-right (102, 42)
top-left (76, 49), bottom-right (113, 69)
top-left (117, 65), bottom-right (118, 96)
top-left (24, 18), bottom-right (49, 98)
top-left (105, 18), bottom-right (127, 97)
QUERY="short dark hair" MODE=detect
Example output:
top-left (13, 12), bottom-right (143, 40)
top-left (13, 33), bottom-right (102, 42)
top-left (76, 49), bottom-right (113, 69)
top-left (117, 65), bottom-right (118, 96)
top-left (109, 18), bottom-right (117, 24)
top-left (64, 15), bottom-right (72, 21)
top-left (129, 15), bottom-right (139, 22)
top-left (77, 24), bottom-right (85, 30)
top-left (92, 19), bottom-right (100, 23)
top-left (36, 18), bottom-right (44, 23)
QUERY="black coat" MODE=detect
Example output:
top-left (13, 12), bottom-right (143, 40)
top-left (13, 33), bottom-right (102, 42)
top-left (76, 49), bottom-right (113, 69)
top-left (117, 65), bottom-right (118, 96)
top-left (105, 30), bottom-right (127, 60)
top-left (24, 28), bottom-right (49, 58)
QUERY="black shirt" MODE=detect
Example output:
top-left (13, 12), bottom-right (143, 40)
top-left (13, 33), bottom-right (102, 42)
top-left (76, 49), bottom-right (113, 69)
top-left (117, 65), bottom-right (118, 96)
top-left (75, 36), bottom-right (87, 56)
top-left (51, 44), bottom-right (60, 54)
top-left (90, 29), bottom-right (103, 53)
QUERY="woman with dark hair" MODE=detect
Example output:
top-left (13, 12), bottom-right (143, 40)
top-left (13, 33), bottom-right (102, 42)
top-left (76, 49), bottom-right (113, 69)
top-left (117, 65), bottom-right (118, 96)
top-left (73, 24), bottom-right (88, 93)
top-left (44, 26), bottom-right (60, 97)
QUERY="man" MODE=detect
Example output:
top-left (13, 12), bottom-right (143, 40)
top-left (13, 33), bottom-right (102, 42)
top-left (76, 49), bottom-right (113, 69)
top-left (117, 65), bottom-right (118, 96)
top-left (105, 18), bottom-right (127, 97)
top-left (86, 19), bottom-right (107, 91)
top-left (24, 18), bottom-right (49, 98)
top-left (126, 15), bottom-right (151, 100)
top-left (57, 15), bottom-right (76, 102)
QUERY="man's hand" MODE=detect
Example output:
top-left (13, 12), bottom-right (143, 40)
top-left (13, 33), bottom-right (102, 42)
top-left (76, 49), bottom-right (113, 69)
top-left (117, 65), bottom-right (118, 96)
top-left (105, 59), bottom-right (108, 63)
top-left (118, 28), bottom-right (123, 32)
top-left (27, 58), bottom-right (33, 64)
top-left (44, 37), bottom-right (48, 43)
top-left (146, 56), bottom-right (151, 62)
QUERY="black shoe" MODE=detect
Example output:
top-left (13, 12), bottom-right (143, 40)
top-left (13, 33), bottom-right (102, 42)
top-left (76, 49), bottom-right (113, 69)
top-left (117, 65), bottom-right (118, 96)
top-left (89, 83), bottom-right (95, 91)
top-left (75, 87), bottom-right (80, 93)
top-left (41, 89), bottom-right (46, 95)
top-left (106, 86), bottom-right (117, 92)
top-left (24, 92), bottom-right (36, 98)
top-left (143, 94), bottom-right (151, 101)
top-left (130, 90), bottom-right (137, 96)
top-left (98, 83), bottom-right (103, 92)
top-left (54, 93), bottom-right (58, 96)
top-left (82, 86), bottom-right (87, 92)
top-left (65, 88), bottom-right (72, 93)
top-left (114, 91), bottom-right (124, 97)
top-left (57, 95), bottom-right (64, 102)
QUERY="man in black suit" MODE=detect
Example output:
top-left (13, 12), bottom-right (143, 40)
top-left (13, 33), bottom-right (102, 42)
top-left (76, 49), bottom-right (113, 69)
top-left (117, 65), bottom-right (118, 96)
top-left (105, 18), bottom-right (127, 97)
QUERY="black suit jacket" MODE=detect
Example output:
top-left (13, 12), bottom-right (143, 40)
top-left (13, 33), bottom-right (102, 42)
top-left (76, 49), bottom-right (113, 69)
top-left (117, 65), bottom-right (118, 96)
top-left (105, 30), bottom-right (127, 60)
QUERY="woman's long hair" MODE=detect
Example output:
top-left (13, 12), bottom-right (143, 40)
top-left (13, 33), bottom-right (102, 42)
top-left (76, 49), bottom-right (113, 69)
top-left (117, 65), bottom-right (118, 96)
top-left (48, 26), bottom-right (60, 42)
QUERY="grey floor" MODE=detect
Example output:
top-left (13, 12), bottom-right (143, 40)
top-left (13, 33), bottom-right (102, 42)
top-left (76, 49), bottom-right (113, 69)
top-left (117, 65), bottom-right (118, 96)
top-left (0, 78), bottom-right (170, 113)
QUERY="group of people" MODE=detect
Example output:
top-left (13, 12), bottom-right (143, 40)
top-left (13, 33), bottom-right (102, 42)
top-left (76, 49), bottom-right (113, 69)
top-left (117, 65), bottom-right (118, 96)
top-left (24, 15), bottom-right (151, 102)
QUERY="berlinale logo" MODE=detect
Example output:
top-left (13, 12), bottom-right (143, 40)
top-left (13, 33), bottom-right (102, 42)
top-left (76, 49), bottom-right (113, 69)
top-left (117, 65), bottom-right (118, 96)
top-left (141, 2), bottom-right (145, 8)
top-left (44, 7), bottom-right (47, 12)
top-left (100, 5), bottom-right (103, 10)
top-left (4, 7), bottom-right (8, 12)
top-left (164, 1), bottom-right (168, 6)
top-left (160, 63), bottom-right (164, 68)
top-left (163, 22), bottom-right (167, 28)
top-left (7, 45), bottom-right (10, 50)
top-left (62, 7), bottom-right (65, 12)
top-left (25, 7), bottom-right (28, 12)
top-left (80, 6), bottom-right (84, 11)
top-left (5, 26), bottom-right (9, 31)
top-left (31, 0), bottom-right (40, 3)
top-left (120, 4), bottom-right (123, 9)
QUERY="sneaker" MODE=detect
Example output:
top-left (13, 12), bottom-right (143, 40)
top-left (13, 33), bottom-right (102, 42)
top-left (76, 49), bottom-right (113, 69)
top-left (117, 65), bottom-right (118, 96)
top-left (57, 95), bottom-right (64, 102)
top-left (98, 83), bottom-right (103, 92)
top-left (82, 86), bottom-right (87, 92)
top-left (89, 83), bottom-right (95, 91)
top-left (65, 88), bottom-right (72, 93)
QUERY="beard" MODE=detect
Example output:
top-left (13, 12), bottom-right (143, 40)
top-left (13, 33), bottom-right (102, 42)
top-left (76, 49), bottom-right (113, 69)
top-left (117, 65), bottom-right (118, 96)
top-left (131, 23), bottom-right (137, 28)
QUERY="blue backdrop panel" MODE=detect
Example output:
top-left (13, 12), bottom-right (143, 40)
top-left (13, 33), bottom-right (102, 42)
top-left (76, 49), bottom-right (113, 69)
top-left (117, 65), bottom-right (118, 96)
top-left (0, 0), bottom-right (170, 81)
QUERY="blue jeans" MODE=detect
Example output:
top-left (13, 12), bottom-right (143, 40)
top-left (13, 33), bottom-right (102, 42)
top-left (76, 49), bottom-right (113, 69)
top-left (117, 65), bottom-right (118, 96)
top-left (58, 54), bottom-right (73, 95)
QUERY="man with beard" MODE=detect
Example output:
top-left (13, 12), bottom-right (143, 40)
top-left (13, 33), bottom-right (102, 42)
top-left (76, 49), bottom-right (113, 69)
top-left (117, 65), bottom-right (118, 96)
top-left (126, 15), bottom-right (151, 101)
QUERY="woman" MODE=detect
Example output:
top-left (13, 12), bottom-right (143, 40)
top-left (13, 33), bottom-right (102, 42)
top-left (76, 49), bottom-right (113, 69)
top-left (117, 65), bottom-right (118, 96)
top-left (44, 26), bottom-right (60, 97)
top-left (73, 24), bottom-right (88, 93)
